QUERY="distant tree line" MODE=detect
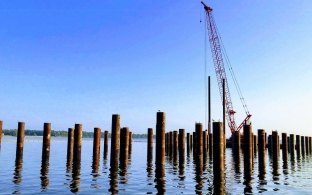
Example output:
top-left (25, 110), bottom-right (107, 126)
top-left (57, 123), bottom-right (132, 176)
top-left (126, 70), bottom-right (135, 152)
top-left (3, 129), bottom-right (148, 138)
top-left (3, 129), bottom-right (73, 137)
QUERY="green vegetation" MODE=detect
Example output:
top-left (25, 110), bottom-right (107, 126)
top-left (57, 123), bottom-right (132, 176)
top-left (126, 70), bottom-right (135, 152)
top-left (3, 129), bottom-right (101, 138)
top-left (3, 129), bottom-right (148, 138)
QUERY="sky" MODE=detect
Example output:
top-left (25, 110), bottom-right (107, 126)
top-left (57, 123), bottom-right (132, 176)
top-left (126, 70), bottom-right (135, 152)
top-left (0, 0), bottom-right (312, 137)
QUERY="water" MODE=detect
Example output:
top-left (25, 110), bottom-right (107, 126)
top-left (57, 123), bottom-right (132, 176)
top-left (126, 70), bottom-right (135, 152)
top-left (1, 136), bottom-right (312, 194)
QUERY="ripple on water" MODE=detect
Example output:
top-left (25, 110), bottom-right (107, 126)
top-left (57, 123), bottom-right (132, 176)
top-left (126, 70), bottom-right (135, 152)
top-left (1, 137), bottom-right (312, 193)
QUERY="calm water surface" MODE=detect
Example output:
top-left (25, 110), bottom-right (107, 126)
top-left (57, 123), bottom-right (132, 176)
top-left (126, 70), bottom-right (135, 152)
top-left (1, 136), bottom-right (312, 194)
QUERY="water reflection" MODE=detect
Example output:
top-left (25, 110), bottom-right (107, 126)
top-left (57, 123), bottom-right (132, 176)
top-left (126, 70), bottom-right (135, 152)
top-left (13, 156), bottom-right (23, 185)
top-left (146, 160), bottom-right (154, 194)
top-left (213, 167), bottom-right (225, 194)
top-left (102, 158), bottom-right (109, 175)
top-left (232, 149), bottom-right (241, 183)
top-left (290, 154), bottom-right (296, 175)
top-left (70, 163), bottom-right (81, 193)
top-left (91, 157), bottom-right (100, 189)
top-left (282, 158), bottom-right (289, 186)
top-left (92, 160), bottom-right (100, 177)
top-left (272, 159), bottom-right (280, 185)
top-left (171, 133), bottom-right (178, 175)
top-left (5, 138), bottom-right (312, 194)
top-left (66, 159), bottom-right (72, 172)
top-left (172, 157), bottom-right (178, 176)
top-left (186, 146), bottom-right (192, 171)
top-left (119, 160), bottom-right (128, 185)
top-left (282, 157), bottom-right (288, 175)
top-left (203, 150), bottom-right (208, 173)
top-left (257, 150), bottom-right (267, 193)
top-left (109, 163), bottom-right (119, 194)
top-left (40, 159), bottom-right (49, 191)
top-left (92, 146), bottom-right (100, 176)
top-left (155, 165), bottom-right (166, 194)
top-left (65, 168), bottom-right (72, 193)
top-left (193, 155), bottom-right (204, 194)
top-left (12, 142), bottom-right (24, 195)
top-left (243, 172), bottom-right (253, 193)
top-left (243, 157), bottom-right (253, 193)
top-left (147, 160), bottom-right (153, 178)
top-left (179, 151), bottom-right (185, 181)
top-left (243, 140), bottom-right (254, 193)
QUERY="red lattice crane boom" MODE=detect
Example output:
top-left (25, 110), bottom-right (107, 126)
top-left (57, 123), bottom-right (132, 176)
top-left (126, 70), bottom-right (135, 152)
top-left (201, 1), bottom-right (251, 134)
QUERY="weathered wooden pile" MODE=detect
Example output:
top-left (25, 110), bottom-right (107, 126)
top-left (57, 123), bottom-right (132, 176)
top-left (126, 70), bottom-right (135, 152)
top-left (0, 114), bottom-right (311, 193)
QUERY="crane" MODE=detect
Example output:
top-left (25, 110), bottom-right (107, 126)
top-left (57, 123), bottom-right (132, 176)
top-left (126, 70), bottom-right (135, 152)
top-left (201, 1), bottom-right (251, 134)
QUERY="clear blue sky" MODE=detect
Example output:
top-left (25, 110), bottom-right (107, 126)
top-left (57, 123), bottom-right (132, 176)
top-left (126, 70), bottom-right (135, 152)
top-left (1, 1), bottom-right (311, 137)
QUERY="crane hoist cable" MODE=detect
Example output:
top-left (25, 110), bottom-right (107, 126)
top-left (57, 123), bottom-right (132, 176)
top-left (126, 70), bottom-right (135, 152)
top-left (201, 1), bottom-right (252, 134)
